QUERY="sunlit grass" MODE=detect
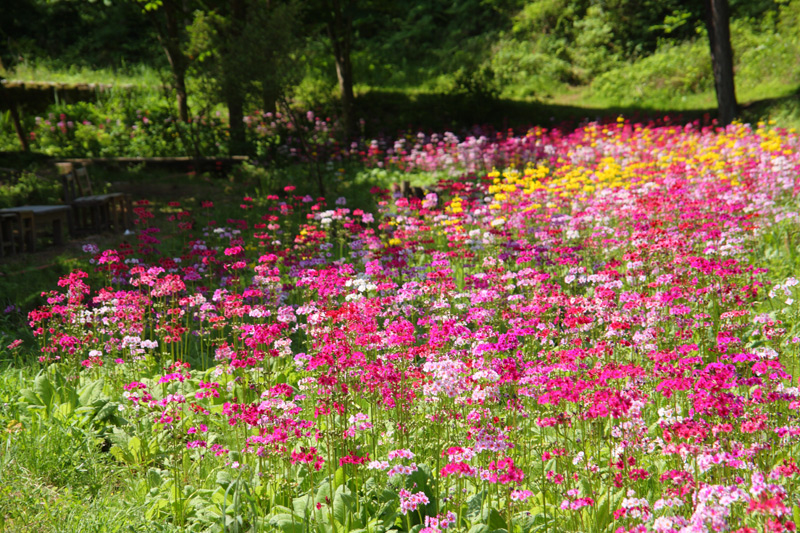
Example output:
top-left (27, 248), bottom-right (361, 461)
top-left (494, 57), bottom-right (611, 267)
top-left (2, 61), bottom-right (166, 87)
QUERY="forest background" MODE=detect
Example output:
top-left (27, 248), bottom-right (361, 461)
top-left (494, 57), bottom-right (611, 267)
top-left (3, 0), bottom-right (800, 157)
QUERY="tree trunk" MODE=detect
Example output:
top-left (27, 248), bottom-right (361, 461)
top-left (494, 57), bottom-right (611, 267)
top-left (333, 43), bottom-right (355, 140)
top-left (704, 0), bottom-right (737, 127)
top-left (10, 105), bottom-right (29, 152)
top-left (174, 65), bottom-right (189, 123)
top-left (150, 0), bottom-right (190, 122)
top-left (326, 0), bottom-right (355, 140)
top-left (227, 92), bottom-right (246, 155)
top-left (226, 0), bottom-right (247, 155)
top-left (262, 83), bottom-right (278, 114)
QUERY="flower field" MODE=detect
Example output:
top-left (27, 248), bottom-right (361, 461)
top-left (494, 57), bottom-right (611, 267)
top-left (7, 118), bottom-right (800, 533)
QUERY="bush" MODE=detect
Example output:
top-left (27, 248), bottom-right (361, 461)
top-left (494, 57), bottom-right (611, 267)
top-left (591, 40), bottom-right (712, 106)
top-left (0, 171), bottom-right (61, 209)
top-left (0, 92), bottom-right (231, 158)
top-left (490, 38), bottom-right (573, 99)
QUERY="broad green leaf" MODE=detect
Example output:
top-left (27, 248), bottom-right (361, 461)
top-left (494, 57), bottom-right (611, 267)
top-left (315, 480), bottom-right (333, 502)
top-left (487, 509), bottom-right (507, 532)
top-left (293, 494), bottom-right (314, 517)
top-left (128, 436), bottom-right (142, 460)
top-left (469, 524), bottom-right (491, 533)
top-left (109, 444), bottom-right (126, 464)
top-left (333, 486), bottom-right (354, 526)
top-left (216, 470), bottom-right (233, 489)
top-left (466, 491), bottom-right (485, 520)
top-left (211, 488), bottom-right (226, 506)
top-left (19, 389), bottom-right (41, 407)
top-left (32, 373), bottom-right (55, 409)
top-left (145, 498), bottom-right (170, 520)
top-left (93, 400), bottom-right (119, 423)
top-left (79, 379), bottom-right (105, 406)
top-left (147, 468), bottom-right (163, 488)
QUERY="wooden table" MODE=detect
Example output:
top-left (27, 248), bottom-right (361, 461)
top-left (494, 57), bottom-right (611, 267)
top-left (0, 205), bottom-right (73, 253)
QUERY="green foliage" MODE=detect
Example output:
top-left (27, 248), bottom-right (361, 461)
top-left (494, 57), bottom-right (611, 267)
top-left (6, 0), bottom-right (800, 153)
top-left (0, 91), bottom-right (230, 157)
top-left (0, 170), bottom-right (61, 209)
top-left (591, 40), bottom-right (712, 106)
top-left (734, 17), bottom-right (800, 92)
top-left (186, 0), bottom-right (303, 153)
top-left (0, 363), bottom-right (160, 532)
top-left (0, 0), bottom-right (158, 71)
top-left (490, 39), bottom-right (572, 99)
top-left (589, 7), bottom-right (800, 108)
top-left (571, 5), bottom-right (621, 81)
top-left (5, 61), bottom-right (165, 86)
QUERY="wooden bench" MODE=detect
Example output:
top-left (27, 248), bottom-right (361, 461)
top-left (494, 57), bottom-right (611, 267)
top-left (57, 162), bottom-right (131, 234)
top-left (0, 205), bottom-right (72, 253)
top-left (0, 212), bottom-right (19, 257)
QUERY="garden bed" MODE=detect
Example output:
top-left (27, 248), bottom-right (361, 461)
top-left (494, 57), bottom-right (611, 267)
top-left (2, 120), bottom-right (800, 532)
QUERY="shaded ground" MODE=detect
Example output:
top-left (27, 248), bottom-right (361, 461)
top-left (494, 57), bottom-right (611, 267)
top-left (0, 168), bottom-right (251, 314)
top-left (354, 89), bottom-right (718, 136)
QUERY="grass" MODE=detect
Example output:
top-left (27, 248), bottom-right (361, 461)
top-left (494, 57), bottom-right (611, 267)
top-left (0, 381), bottom-right (159, 532)
top-left (1, 61), bottom-right (166, 88)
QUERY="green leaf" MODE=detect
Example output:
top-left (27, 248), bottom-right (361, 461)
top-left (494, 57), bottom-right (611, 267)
top-left (469, 525), bottom-right (490, 533)
top-left (293, 494), bottom-right (314, 517)
top-left (595, 492), bottom-right (611, 527)
top-left (466, 491), bottom-right (485, 520)
top-left (216, 470), bottom-right (233, 489)
top-left (56, 401), bottom-right (75, 420)
top-left (109, 444), bottom-right (126, 463)
top-left (315, 480), bottom-right (333, 503)
top-left (147, 468), bottom-right (163, 488)
top-left (487, 509), bottom-right (507, 532)
top-left (145, 498), bottom-right (170, 520)
top-left (270, 513), bottom-right (306, 533)
top-left (211, 488), bottom-right (226, 506)
top-left (33, 373), bottom-right (55, 408)
top-left (78, 379), bottom-right (105, 406)
top-left (333, 486), bottom-right (354, 526)
top-left (92, 399), bottom-right (119, 423)
top-left (20, 388), bottom-right (42, 407)
top-left (128, 436), bottom-right (142, 459)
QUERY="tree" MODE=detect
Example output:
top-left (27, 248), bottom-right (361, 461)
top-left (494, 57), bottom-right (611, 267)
top-left (221, 0), bottom-right (247, 154)
top-left (187, 0), bottom-right (301, 154)
top-left (319, 0), bottom-right (356, 140)
top-left (140, 0), bottom-right (193, 122)
top-left (704, 0), bottom-right (737, 126)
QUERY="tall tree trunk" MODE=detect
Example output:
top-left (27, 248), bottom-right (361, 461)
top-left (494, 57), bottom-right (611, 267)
top-left (227, 91), bottom-right (246, 155)
top-left (226, 0), bottom-right (247, 155)
top-left (150, 0), bottom-right (190, 122)
top-left (262, 81), bottom-right (278, 114)
top-left (704, 0), bottom-right (737, 126)
top-left (10, 105), bottom-right (29, 152)
top-left (174, 66), bottom-right (189, 123)
top-left (326, 0), bottom-right (355, 140)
